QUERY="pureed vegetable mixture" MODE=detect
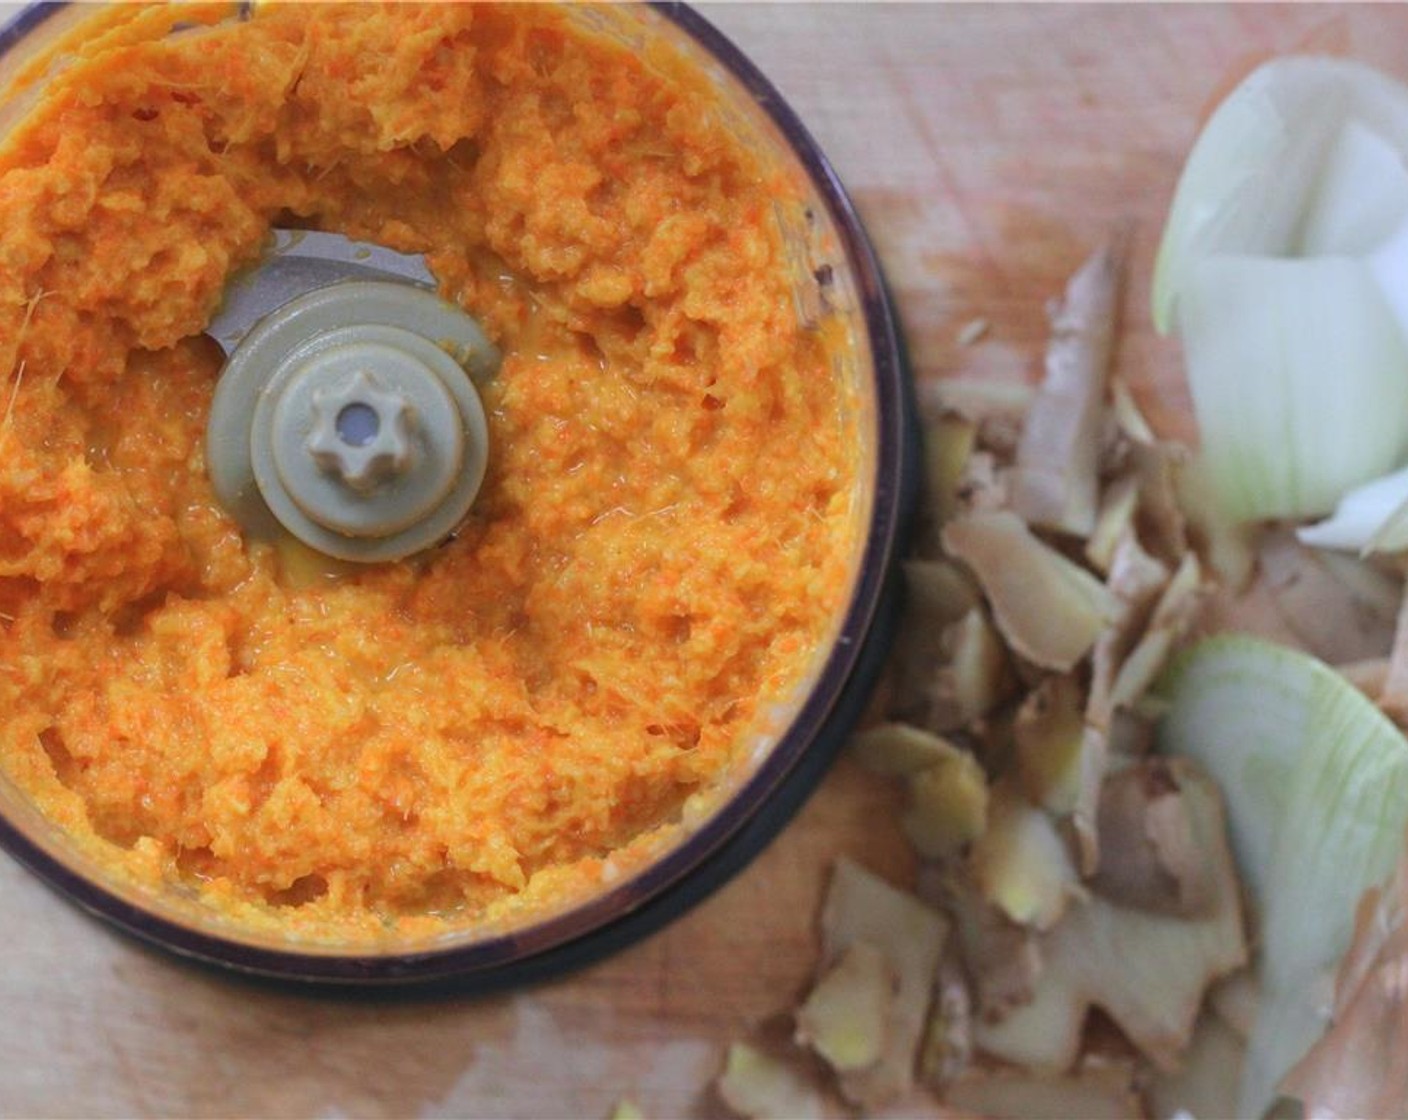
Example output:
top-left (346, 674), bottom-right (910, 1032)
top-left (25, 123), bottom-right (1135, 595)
top-left (0, 3), bottom-right (859, 941)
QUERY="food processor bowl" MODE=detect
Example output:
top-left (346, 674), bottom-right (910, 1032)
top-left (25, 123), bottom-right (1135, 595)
top-left (0, 1), bottom-right (916, 986)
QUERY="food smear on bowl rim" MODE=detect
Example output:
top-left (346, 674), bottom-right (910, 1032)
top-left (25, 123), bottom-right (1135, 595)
top-left (0, 4), bottom-right (861, 943)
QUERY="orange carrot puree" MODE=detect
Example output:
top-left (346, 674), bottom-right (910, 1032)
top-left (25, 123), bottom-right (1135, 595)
top-left (0, 3), bottom-right (856, 942)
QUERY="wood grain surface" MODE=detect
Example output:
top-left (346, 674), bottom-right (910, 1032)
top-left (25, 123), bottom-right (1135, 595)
top-left (4, 5), bottom-right (1407, 1119)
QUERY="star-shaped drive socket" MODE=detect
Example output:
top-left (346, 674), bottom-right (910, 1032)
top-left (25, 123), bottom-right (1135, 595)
top-left (306, 369), bottom-right (417, 493)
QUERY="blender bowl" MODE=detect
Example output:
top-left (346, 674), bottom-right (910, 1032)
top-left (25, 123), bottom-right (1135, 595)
top-left (0, 1), bottom-right (914, 985)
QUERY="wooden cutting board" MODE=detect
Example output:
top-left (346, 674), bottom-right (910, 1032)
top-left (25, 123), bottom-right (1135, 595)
top-left (5, 5), bottom-right (1407, 1118)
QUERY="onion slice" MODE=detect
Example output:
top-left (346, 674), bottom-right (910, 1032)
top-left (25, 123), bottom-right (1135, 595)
top-left (1300, 119), bottom-right (1408, 256)
top-left (1298, 463), bottom-right (1408, 554)
top-left (1156, 635), bottom-right (1408, 1117)
top-left (1155, 56), bottom-right (1408, 523)
top-left (1155, 55), bottom-right (1408, 332)
top-left (1177, 253), bottom-right (1408, 521)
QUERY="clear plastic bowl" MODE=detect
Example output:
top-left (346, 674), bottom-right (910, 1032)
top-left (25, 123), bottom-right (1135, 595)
top-left (0, 1), bottom-right (915, 986)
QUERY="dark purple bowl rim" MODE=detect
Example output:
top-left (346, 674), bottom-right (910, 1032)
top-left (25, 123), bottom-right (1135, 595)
top-left (0, 1), bottom-right (63, 57)
top-left (0, 0), bottom-right (912, 984)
